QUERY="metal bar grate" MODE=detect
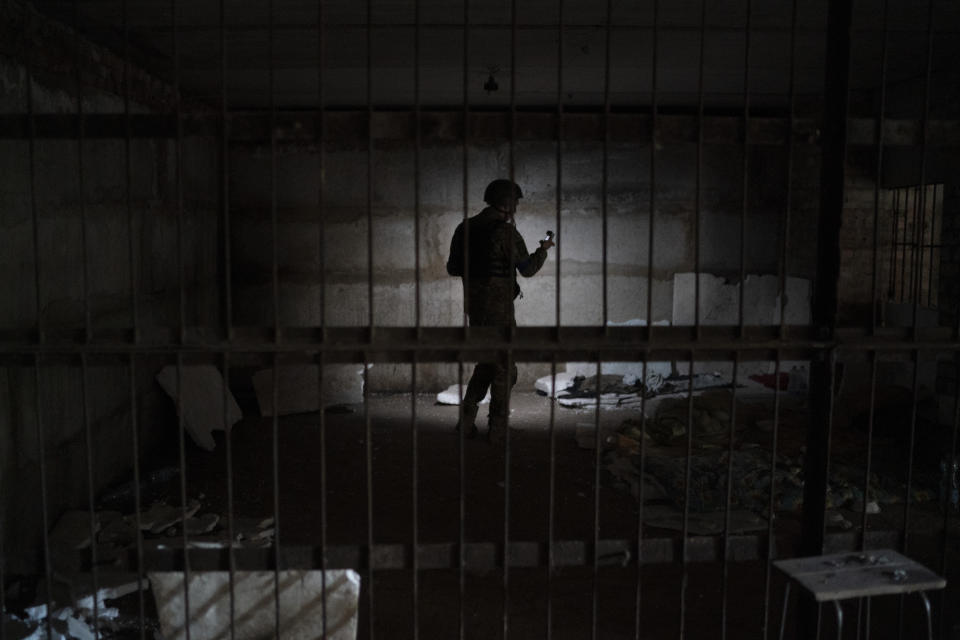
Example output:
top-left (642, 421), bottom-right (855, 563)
top-left (2, 0), bottom-right (959, 638)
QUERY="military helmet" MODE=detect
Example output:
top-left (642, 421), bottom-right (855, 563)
top-left (483, 179), bottom-right (523, 209)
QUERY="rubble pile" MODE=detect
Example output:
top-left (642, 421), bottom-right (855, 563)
top-left (603, 421), bottom-right (935, 526)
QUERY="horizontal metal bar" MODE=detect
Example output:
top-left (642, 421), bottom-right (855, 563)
top-left (73, 22), bottom-right (855, 34)
top-left (1, 326), bottom-right (958, 364)
top-left (123, 531), bottom-right (909, 572)
top-left (3, 113), bottom-right (957, 147)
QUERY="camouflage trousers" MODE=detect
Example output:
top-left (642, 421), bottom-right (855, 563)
top-left (463, 356), bottom-right (519, 431)
top-left (463, 277), bottom-right (518, 432)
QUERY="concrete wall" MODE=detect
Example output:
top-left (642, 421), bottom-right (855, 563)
top-left (227, 133), bottom-right (822, 390)
top-left (0, 5), bottom-right (220, 572)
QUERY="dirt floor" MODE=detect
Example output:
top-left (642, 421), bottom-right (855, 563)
top-left (167, 390), bottom-right (960, 639)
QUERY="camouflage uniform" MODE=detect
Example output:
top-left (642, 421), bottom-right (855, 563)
top-left (446, 206), bottom-right (549, 438)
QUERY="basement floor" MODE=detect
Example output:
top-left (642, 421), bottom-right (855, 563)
top-left (164, 391), bottom-right (959, 639)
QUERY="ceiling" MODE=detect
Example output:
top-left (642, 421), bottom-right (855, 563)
top-left (32, 0), bottom-right (960, 113)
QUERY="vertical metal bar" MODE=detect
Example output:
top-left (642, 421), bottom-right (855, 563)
top-left (414, 0), bottom-right (422, 337)
top-left (411, 356), bottom-right (419, 640)
top-left (267, 0), bottom-right (282, 633)
top-left (900, 188), bottom-right (910, 303)
top-left (694, 0), bottom-right (706, 337)
top-left (555, 0), bottom-right (563, 331)
top-left (897, 351), bottom-right (922, 640)
top-left (801, 5), bottom-right (852, 628)
top-left (271, 355), bottom-right (282, 636)
top-left (738, 0), bottom-right (753, 337)
top-left (367, 0), bottom-right (375, 338)
top-left (778, 0), bottom-right (799, 338)
top-left (218, 4), bottom-right (236, 634)
top-left (870, 0), bottom-right (890, 331)
top-left (778, 581), bottom-right (791, 640)
top-left (73, 0), bottom-right (99, 631)
top-left (412, 4), bottom-right (422, 638)
top-left (80, 354), bottom-right (101, 637)
top-left (547, 356), bottom-right (557, 640)
top-left (459, 7), bottom-right (470, 640)
top-left (317, 0), bottom-right (326, 338)
top-left (504, 2), bottom-right (518, 638)
top-left (269, 0), bottom-right (280, 342)
top-left (122, 0), bottom-right (138, 341)
top-left (860, 351), bottom-right (878, 550)
top-left (802, 0), bottom-right (851, 558)
top-left (912, 0), bottom-right (935, 326)
top-left (767, 0), bottom-right (802, 619)
top-left (595, 0), bottom-right (613, 636)
top-left (223, 353), bottom-right (237, 640)
top-left (24, 4), bottom-right (53, 635)
top-left (24, 0), bottom-right (43, 344)
top-left (679, 352), bottom-right (695, 638)
top-left (173, 0), bottom-right (185, 345)
top-left (175, 355), bottom-right (191, 640)
top-left (916, 187), bottom-right (927, 312)
top-left (939, 346), bottom-right (960, 639)
top-left (854, 354), bottom-right (878, 636)
top-left (601, 0), bottom-right (611, 331)
top-left (317, 353), bottom-right (329, 638)
top-left (633, 357), bottom-right (647, 640)
top-left (909, 187), bottom-right (920, 305)
top-left (33, 356), bottom-right (54, 640)
top-left (461, 0), bottom-right (471, 340)
top-left (457, 358), bottom-right (466, 640)
top-left (927, 185), bottom-right (938, 307)
top-left (1, 432), bottom-right (5, 640)
top-left (220, 0), bottom-right (232, 341)
top-left (74, 0), bottom-right (91, 342)
top-left (721, 356), bottom-right (740, 640)
top-left (508, 0), bottom-right (517, 184)
top-left (646, 0), bottom-right (658, 335)
top-left (889, 189), bottom-right (899, 301)
top-left (890, 189), bottom-right (900, 302)
top-left (128, 354), bottom-right (147, 640)
top-left (364, 356), bottom-right (375, 639)
top-left (503, 337), bottom-right (512, 640)
top-left (592, 359), bottom-right (602, 640)
top-left (761, 354), bottom-right (783, 640)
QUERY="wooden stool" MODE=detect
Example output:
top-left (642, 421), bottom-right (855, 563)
top-left (774, 549), bottom-right (946, 640)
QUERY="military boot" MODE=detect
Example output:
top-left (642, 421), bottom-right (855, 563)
top-left (454, 403), bottom-right (479, 438)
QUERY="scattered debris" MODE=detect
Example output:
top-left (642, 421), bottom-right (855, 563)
top-left (49, 511), bottom-right (101, 551)
top-left (850, 498), bottom-right (881, 514)
top-left (435, 384), bottom-right (490, 405)
top-left (12, 573), bottom-right (151, 640)
top-left (645, 390), bottom-right (734, 446)
top-left (534, 371), bottom-right (579, 397)
top-left (149, 570), bottom-right (361, 640)
top-left (605, 419), bottom-right (936, 518)
top-left (97, 467), bottom-right (181, 513)
top-left (641, 504), bottom-right (768, 535)
top-left (826, 511), bottom-right (854, 530)
top-left (156, 365), bottom-right (242, 451)
top-left (98, 517), bottom-right (137, 546)
top-left (138, 500), bottom-right (201, 534)
top-left (551, 372), bottom-right (729, 411)
top-left (183, 513), bottom-right (219, 535)
top-left (574, 422), bottom-right (641, 454)
top-left (253, 364), bottom-right (371, 417)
